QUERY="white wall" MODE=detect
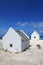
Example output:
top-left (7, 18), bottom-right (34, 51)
top-left (0, 40), bottom-right (3, 50)
top-left (3, 28), bottom-right (22, 52)
top-left (31, 31), bottom-right (40, 40)
top-left (31, 35), bottom-right (40, 40)
top-left (31, 34), bottom-right (40, 40)
top-left (21, 40), bottom-right (30, 51)
top-left (30, 40), bottom-right (39, 46)
top-left (30, 40), bottom-right (43, 47)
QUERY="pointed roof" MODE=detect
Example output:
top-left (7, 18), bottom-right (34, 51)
top-left (31, 31), bottom-right (39, 36)
top-left (20, 30), bottom-right (29, 39)
top-left (3, 27), bottom-right (29, 41)
top-left (3, 27), bottom-right (20, 39)
top-left (16, 30), bottom-right (29, 41)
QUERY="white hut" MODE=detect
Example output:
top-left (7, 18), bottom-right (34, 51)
top-left (2, 27), bottom-right (30, 52)
top-left (31, 31), bottom-right (40, 40)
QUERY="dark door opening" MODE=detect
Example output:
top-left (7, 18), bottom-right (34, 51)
top-left (10, 44), bottom-right (12, 47)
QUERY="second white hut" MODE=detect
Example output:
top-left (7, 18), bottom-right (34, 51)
top-left (31, 31), bottom-right (40, 40)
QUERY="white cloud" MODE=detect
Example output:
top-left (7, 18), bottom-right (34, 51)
top-left (37, 22), bottom-right (43, 27)
top-left (33, 24), bottom-right (37, 27)
top-left (19, 22), bottom-right (28, 27)
top-left (16, 22), bottom-right (28, 27)
top-left (32, 22), bottom-right (43, 27)
top-left (16, 22), bottom-right (43, 27)
top-left (40, 31), bottom-right (43, 33)
top-left (16, 22), bottom-right (21, 26)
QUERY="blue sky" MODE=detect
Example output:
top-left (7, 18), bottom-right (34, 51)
top-left (0, 0), bottom-right (43, 36)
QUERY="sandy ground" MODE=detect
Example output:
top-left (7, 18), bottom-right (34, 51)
top-left (0, 40), bottom-right (43, 65)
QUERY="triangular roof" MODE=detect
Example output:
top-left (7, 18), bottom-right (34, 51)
top-left (16, 30), bottom-right (29, 41)
top-left (3, 27), bottom-right (20, 39)
top-left (20, 30), bottom-right (29, 39)
top-left (3, 27), bottom-right (29, 41)
top-left (31, 31), bottom-right (39, 36)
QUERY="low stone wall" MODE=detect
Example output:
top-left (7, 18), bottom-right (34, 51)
top-left (30, 40), bottom-right (43, 47)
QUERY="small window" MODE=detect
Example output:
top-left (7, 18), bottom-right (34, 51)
top-left (10, 44), bottom-right (12, 47)
top-left (34, 36), bottom-right (36, 38)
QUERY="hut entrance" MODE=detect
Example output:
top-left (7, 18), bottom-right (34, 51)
top-left (9, 44), bottom-right (13, 47)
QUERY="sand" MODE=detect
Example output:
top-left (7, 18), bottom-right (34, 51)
top-left (0, 40), bottom-right (43, 65)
